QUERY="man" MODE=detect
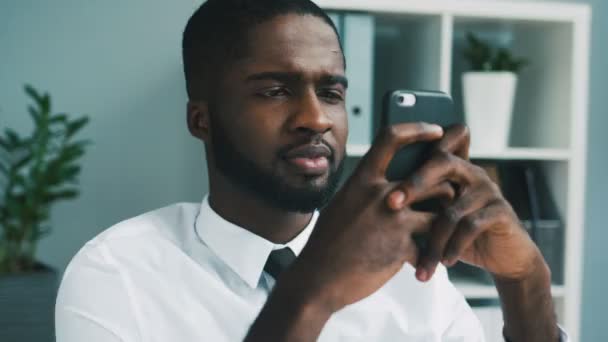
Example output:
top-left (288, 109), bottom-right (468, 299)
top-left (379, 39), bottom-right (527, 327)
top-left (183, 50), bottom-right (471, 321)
top-left (56, 0), bottom-right (567, 341)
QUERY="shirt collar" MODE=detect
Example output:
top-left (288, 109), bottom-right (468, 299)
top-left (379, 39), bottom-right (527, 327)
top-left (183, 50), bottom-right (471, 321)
top-left (194, 195), bottom-right (318, 288)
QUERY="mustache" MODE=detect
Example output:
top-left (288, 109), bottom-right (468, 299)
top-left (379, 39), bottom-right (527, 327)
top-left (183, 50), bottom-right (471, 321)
top-left (278, 137), bottom-right (336, 163)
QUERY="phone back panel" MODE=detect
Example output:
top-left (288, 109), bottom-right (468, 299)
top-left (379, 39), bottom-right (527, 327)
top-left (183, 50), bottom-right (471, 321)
top-left (381, 90), bottom-right (462, 181)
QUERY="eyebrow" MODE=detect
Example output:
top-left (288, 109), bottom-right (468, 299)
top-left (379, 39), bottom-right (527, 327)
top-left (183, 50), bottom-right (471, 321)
top-left (246, 72), bottom-right (349, 89)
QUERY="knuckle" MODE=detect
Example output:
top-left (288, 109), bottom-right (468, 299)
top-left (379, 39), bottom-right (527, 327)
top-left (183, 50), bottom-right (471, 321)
top-left (431, 150), bottom-right (452, 166)
top-left (458, 125), bottom-right (471, 143)
top-left (384, 125), bottom-right (399, 140)
top-left (493, 209), bottom-right (512, 226)
top-left (462, 215), bottom-right (481, 232)
top-left (471, 164), bottom-right (485, 175)
top-left (408, 172), bottom-right (424, 191)
top-left (470, 165), bottom-right (491, 184)
top-left (494, 198), bottom-right (511, 210)
top-left (366, 180), bottom-right (386, 198)
top-left (444, 207), bottom-right (462, 225)
top-left (374, 127), bottom-right (395, 146)
top-left (415, 122), bottom-right (428, 135)
top-left (489, 182), bottom-right (502, 196)
top-left (450, 124), bottom-right (470, 142)
top-left (460, 124), bottom-right (471, 139)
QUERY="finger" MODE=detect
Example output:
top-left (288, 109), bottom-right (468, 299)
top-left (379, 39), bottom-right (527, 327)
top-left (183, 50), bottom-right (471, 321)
top-left (392, 207), bottom-right (436, 234)
top-left (407, 210), bottom-right (436, 235)
top-left (397, 233), bottom-right (422, 268)
top-left (436, 124), bottom-right (470, 160)
top-left (401, 152), bottom-right (474, 206)
top-left (386, 181), bottom-right (455, 211)
top-left (415, 188), bottom-right (493, 282)
top-left (442, 201), bottom-right (508, 267)
top-left (395, 210), bottom-right (435, 267)
top-left (360, 123), bottom-right (443, 179)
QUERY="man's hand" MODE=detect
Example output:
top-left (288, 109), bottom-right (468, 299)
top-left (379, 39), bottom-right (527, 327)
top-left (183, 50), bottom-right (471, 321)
top-left (292, 122), bottom-right (454, 311)
top-left (387, 125), bottom-right (540, 282)
top-left (386, 125), bottom-right (559, 341)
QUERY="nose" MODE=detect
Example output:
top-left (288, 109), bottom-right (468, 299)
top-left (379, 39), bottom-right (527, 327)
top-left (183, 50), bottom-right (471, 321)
top-left (288, 88), bottom-right (333, 136)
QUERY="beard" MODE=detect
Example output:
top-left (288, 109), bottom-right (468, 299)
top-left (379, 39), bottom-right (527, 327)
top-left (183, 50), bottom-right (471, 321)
top-left (209, 118), bottom-right (345, 213)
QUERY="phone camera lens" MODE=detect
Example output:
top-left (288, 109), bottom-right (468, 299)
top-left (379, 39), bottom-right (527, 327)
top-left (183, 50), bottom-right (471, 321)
top-left (396, 93), bottom-right (416, 106)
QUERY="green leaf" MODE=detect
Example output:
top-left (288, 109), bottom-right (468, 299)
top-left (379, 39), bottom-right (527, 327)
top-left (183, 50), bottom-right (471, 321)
top-left (11, 173), bottom-right (27, 187)
top-left (65, 117), bottom-right (90, 138)
top-left (58, 144), bottom-right (86, 164)
top-left (24, 85), bottom-right (42, 104)
top-left (463, 32), bottom-right (492, 71)
top-left (5, 199), bottom-right (24, 218)
top-left (40, 94), bottom-right (51, 115)
top-left (4, 128), bottom-right (21, 147)
top-left (49, 113), bottom-right (68, 124)
top-left (28, 105), bottom-right (41, 126)
top-left (43, 189), bottom-right (79, 203)
top-left (0, 136), bottom-right (8, 150)
top-left (13, 152), bottom-right (33, 171)
top-left (59, 165), bottom-right (81, 181)
top-left (463, 32), bottom-right (528, 73)
top-left (44, 161), bottom-right (82, 186)
top-left (33, 225), bottom-right (52, 240)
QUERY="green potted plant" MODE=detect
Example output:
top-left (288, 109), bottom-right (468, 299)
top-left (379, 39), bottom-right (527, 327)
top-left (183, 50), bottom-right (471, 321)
top-left (0, 85), bottom-right (90, 341)
top-left (462, 32), bottom-right (528, 153)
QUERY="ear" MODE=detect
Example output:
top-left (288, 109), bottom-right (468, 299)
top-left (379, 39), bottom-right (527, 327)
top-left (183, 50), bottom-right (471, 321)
top-left (187, 100), bottom-right (211, 141)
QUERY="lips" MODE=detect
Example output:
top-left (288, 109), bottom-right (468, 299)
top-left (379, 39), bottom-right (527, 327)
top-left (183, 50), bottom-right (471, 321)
top-left (283, 144), bottom-right (332, 175)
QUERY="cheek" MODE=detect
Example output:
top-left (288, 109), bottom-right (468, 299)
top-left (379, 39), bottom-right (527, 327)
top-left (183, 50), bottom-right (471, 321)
top-left (225, 107), bottom-right (285, 161)
top-left (330, 107), bottom-right (349, 147)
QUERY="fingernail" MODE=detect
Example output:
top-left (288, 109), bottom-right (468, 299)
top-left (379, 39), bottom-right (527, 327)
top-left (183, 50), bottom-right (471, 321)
top-left (389, 191), bottom-right (405, 209)
top-left (416, 268), bottom-right (428, 282)
top-left (427, 124), bottom-right (443, 134)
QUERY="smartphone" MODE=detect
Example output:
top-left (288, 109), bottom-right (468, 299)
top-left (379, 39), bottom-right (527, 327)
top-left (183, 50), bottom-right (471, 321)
top-left (381, 90), bottom-right (463, 182)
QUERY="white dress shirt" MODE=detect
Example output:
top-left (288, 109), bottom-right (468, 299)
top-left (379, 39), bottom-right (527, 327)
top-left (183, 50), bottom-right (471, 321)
top-left (56, 196), bottom-right (566, 341)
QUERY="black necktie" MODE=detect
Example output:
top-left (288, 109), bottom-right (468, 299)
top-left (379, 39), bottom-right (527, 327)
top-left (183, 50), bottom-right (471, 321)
top-left (263, 247), bottom-right (296, 280)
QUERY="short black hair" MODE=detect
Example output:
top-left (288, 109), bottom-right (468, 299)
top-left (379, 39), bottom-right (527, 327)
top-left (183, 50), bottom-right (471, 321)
top-left (182, 0), bottom-right (343, 100)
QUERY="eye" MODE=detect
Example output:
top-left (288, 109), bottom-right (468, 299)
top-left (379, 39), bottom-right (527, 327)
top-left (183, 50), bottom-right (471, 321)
top-left (259, 87), bottom-right (291, 98)
top-left (318, 89), bottom-right (345, 103)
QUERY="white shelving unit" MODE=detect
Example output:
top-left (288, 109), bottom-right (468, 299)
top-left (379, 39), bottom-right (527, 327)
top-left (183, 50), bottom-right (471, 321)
top-left (452, 278), bottom-right (566, 300)
top-left (348, 145), bottom-right (572, 161)
top-left (317, 1), bottom-right (590, 340)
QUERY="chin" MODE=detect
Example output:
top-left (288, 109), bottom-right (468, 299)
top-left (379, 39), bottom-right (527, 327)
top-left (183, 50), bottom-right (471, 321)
top-left (290, 174), bottom-right (331, 189)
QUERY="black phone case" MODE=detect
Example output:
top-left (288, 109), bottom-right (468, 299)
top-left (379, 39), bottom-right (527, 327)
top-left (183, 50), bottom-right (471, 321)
top-left (381, 90), bottom-right (462, 181)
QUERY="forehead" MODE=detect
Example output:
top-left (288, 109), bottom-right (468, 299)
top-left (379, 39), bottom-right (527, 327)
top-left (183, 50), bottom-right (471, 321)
top-left (237, 14), bottom-right (344, 77)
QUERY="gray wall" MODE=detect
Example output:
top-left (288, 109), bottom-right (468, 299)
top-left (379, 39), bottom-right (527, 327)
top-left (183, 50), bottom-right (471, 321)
top-left (575, 0), bottom-right (608, 340)
top-left (0, 0), bottom-right (208, 271)
top-left (1, 0), bottom-right (606, 339)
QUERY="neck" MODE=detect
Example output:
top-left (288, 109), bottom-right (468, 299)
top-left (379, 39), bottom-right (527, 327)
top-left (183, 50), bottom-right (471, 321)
top-left (208, 172), bottom-right (314, 244)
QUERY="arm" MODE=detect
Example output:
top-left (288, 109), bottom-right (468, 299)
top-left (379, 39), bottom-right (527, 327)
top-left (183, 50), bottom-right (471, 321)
top-left (245, 123), bottom-right (448, 341)
top-left (244, 267), bottom-right (333, 342)
top-left (495, 254), bottom-right (559, 342)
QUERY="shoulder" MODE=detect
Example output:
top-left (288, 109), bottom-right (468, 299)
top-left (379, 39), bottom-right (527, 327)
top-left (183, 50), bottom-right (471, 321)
top-left (56, 202), bottom-right (201, 339)
top-left (91, 202), bottom-right (200, 247)
top-left (58, 202), bottom-right (200, 294)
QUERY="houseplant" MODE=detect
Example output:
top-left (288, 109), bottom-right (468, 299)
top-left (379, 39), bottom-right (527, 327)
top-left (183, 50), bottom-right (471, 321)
top-left (0, 85), bottom-right (90, 341)
top-left (462, 32), bottom-right (528, 153)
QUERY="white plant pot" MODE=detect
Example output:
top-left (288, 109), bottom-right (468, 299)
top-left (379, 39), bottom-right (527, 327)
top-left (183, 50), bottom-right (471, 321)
top-left (462, 71), bottom-right (518, 153)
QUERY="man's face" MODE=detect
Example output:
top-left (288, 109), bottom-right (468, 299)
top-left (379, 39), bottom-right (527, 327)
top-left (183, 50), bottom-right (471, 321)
top-left (207, 14), bottom-right (348, 213)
